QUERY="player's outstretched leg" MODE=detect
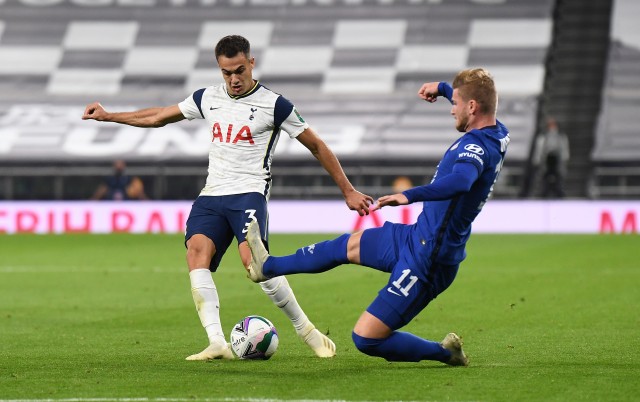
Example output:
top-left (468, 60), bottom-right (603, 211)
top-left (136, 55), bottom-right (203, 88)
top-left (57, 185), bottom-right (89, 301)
top-left (186, 337), bottom-right (234, 361)
top-left (247, 220), bottom-right (351, 282)
top-left (247, 220), bottom-right (339, 357)
top-left (441, 333), bottom-right (469, 366)
top-left (246, 220), bottom-right (271, 282)
top-left (260, 276), bottom-right (336, 358)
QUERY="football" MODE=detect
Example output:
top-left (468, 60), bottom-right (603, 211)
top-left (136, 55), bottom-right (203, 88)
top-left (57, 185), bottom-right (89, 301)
top-left (230, 315), bottom-right (279, 360)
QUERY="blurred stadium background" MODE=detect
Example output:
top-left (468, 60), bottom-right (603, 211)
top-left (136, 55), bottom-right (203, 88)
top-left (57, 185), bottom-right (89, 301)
top-left (0, 0), bottom-right (638, 202)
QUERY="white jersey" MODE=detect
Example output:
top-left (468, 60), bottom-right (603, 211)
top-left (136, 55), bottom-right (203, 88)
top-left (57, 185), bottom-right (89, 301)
top-left (178, 82), bottom-right (309, 199)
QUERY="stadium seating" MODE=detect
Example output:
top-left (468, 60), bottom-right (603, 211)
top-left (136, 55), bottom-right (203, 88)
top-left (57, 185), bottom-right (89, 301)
top-left (591, 0), bottom-right (640, 198)
top-left (0, 0), bottom-right (555, 200)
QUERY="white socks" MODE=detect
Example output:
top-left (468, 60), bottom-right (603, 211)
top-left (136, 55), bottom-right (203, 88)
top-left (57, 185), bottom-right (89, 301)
top-left (260, 276), bottom-right (310, 335)
top-left (189, 268), bottom-right (225, 344)
top-left (190, 269), bottom-right (311, 342)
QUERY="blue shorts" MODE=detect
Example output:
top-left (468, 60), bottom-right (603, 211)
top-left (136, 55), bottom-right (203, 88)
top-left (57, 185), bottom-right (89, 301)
top-left (185, 193), bottom-right (268, 272)
top-left (359, 221), bottom-right (459, 331)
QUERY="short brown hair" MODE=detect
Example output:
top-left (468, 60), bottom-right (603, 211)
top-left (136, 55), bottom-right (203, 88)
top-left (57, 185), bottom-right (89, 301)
top-left (452, 68), bottom-right (497, 115)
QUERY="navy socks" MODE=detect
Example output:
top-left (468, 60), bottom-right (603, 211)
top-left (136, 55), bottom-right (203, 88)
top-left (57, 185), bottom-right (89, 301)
top-left (352, 331), bottom-right (451, 363)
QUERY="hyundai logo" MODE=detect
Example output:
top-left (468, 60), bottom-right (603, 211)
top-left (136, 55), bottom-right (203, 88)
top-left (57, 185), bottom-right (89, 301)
top-left (463, 144), bottom-right (485, 155)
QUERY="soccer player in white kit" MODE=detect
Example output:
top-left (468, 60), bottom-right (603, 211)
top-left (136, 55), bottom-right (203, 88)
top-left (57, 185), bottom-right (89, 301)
top-left (82, 35), bottom-right (373, 360)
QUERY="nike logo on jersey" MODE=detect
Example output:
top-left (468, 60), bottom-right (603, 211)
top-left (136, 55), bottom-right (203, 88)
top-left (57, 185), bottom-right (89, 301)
top-left (387, 287), bottom-right (402, 296)
top-left (450, 141), bottom-right (460, 150)
top-left (210, 106), bottom-right (220, 110)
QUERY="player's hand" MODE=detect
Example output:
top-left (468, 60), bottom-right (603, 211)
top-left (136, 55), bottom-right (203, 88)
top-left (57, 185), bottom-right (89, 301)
top-left (82, 102), bottom-right (108, 121)
top-left (344, 189), bottom-right (374, 216)
top-left (371, 193), bottom-right (409, 212)
top-left (418, 82), bottom-right (440, 103)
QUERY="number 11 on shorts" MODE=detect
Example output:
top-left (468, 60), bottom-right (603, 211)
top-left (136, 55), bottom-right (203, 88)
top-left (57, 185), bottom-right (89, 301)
top-left (391, 269), bottom-right (418, 296)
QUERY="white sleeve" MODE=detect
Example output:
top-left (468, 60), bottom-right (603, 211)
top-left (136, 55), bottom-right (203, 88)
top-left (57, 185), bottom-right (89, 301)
top-left (178, 88), bottom-right (206, 120)
top-left (280, 106), bottom-right (310, 139)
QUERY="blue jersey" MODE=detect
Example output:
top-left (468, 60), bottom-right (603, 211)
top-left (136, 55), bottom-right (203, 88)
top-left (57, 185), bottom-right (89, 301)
top-left (403, 83), bottom-right (510, 266)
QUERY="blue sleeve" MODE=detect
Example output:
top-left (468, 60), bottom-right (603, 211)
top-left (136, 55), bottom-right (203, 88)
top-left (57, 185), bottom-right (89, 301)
top-left (274, 95), bottom-right (294, 129)
top-left (402, 162), bottom-right (479, 203)
top-left (193, 88), bottom-right (206, 118)
top-left (437, 82), bottom-right (454, 104)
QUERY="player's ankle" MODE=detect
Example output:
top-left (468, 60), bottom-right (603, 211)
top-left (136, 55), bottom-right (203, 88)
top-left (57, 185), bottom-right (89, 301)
top-left (294, 320), bottom-right (314, 336)
top-left (207, 334), bottom-right (226, 345)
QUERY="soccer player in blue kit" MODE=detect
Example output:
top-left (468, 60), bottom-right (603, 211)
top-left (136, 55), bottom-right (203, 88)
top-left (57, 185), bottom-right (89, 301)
top-left (82, 35), bottom-right (373, 361)
top-left (246, 68), bottom-right (510, 365)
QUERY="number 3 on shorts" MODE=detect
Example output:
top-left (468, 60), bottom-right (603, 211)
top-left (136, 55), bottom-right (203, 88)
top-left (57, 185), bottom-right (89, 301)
top-left (242, 209), bottom-right (257, 234)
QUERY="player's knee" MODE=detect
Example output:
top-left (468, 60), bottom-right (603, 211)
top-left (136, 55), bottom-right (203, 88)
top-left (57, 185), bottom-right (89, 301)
top-left (186, 244), bottom-right (204, 262)
top-left (352, 332), bottom-right (384, 357)
top-left (185, 235), bottom-right (215, 267)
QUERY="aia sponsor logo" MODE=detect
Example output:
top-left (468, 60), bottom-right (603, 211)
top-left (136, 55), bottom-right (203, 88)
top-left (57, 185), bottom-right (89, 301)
top-left (211, 122), bottom-right (254, 144)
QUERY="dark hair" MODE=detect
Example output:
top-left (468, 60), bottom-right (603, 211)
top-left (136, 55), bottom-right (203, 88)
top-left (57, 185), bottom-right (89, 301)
top-left (215, 35), bottom-right (251, 60)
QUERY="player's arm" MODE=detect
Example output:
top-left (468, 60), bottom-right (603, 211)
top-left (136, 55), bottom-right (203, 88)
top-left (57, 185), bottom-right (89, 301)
top-left (296, 127), bottom-right (373, 216)
top-left (82, 102), bottom-right (185, 128)
top-left (418, 81), bottom-right (454, 104)
top-left (372, 162), bottom-right (479, 211)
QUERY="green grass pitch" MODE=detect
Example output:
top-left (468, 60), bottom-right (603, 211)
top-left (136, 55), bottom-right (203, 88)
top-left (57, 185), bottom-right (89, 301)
top-left (1, 233), bottom-right (639, 401)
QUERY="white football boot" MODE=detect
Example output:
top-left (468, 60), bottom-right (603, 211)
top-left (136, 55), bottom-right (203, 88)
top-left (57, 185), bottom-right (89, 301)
top-left (300, 322), bottom-right (336, 358)
top-left (441, 332), bottom-right (469, 366)
top-left (185, 337), bottom-right (234, 361)
top-left (246, 220), bottom-right (271, 283)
